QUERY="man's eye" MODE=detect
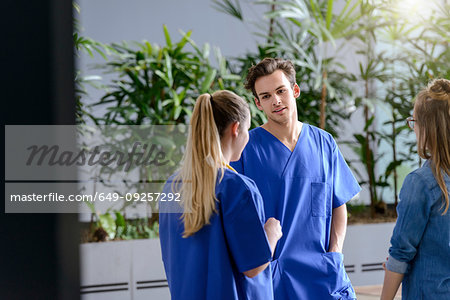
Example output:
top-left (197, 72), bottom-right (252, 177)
top-left (278, 89), bottom-right (286, 94)
top-left (262, 95), bottom-right (270, 99)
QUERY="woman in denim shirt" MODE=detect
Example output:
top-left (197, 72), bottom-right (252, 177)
top-left (381, 79), bottom-right (450, 300)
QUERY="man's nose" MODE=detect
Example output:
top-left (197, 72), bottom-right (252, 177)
top-left (272, 94), bottom-right (281, 105)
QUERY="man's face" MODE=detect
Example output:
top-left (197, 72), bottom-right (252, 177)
top-left (253, 70), bottom-right (300, 125)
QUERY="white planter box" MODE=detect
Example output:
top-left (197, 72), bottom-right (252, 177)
top-left (80, 239), bottom-right (170, 300)
top-left (343, 222), bottom-right (396, 286)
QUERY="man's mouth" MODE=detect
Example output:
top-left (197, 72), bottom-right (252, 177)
top-left (273, 107), bottom-right (286, 113)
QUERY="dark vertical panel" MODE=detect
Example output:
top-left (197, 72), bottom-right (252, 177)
top-left (50, 0), bottom-right (75, 125)
top-left (1, 0), bottom-right (79, 299)
top-left (2, 0), bottom-right (52, 124)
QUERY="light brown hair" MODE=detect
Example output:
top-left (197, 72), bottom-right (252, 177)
top-left (176, 90), bottom-right (249, 237)
top-left (245, 58), bottom-right (296, 99)
top-left (415, 78), bottom-right (450, 214)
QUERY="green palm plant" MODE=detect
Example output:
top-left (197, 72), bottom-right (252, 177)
top-left (90, 25), bottom-right (267, 127)
top-left (347, 0), bottom-right (449, 216)
top-left (91, 26), bottom-right (215, 125)
top-left (375, 0), bottom-right (450, 209)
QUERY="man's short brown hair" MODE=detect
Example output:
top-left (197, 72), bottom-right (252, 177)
top-left (245, 58), bottom-right (296, 99)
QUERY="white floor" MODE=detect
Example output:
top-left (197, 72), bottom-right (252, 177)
top-left (355, 285), bottom-right (402, 300)
top-left (356, 295), bottom-right (380, 300)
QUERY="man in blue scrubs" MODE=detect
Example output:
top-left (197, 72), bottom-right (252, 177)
top-left (232, 58), bottom-right (361, 299)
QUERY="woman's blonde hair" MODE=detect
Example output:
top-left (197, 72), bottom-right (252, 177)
top-left (175, 90), bottom-right (249, 237)
top-left (415, 78), bottom-right (450, 214)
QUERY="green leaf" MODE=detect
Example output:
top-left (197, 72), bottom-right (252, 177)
top-left (155, 70), bottom-right (170, 86)
top-left (115, 211), bottom-right (126, 227)
top-left (364, 116), bottom-right (375, 131)
top-left (126, 70), bottom-right (145, 89)
top-left (211, 0), bottom-right (243, 21)
top-left (202, 43), bottom-right (210, 60)
top-left (385, 160), bottom-right (403, 177)
top-left (163, 25), bottom-right (172, 48)
top-left (183, 107), bottom-right (193, 118)
top-left (353, 134), bottom-right (367, 153)
top-left (99, 213), bottom-right (117, 240)
top-left (309, 0), bottom-right (320, 22)
top-left (171, 105), bottom-right (181, 120)
top-left (326, 0), bottom-right (333, 30)
top-left (172, 90), bottom-right (181, 107)
top-left (221, 74), bottom-right (241, 81)
top-left (174, 30), bottom-right (192, 53)
top-left (136, 51), bottom-right (145, 61)
top-left (200, 69), bottom-right (217, 93)
top-left (164, 51), bottom-right (173, 87)
top-left (73, 2), bottom-right (81, 14)
top-left (144, 41), bottom-right (152, 55)
top-left (161, 99), bottom-right (173, 107)
top-left (84, 201), bottom-right (96, 214)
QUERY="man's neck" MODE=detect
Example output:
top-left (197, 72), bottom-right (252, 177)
top-left (262, 120), bottom-right (303, 151)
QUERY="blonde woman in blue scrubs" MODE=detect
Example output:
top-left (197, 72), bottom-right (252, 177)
top-left (159, 90), bottom-right (282, 300)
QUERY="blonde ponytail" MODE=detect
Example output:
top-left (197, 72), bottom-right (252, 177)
top-left (175, 91), bottom-right (249, 237)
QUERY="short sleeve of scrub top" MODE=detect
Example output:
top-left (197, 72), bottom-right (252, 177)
top-left (220, 175), bottom-right (272, 273)
top-left (331, 144), bottom-right (361, 208)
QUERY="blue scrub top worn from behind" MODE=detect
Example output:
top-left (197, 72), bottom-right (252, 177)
top-left (231, 124), bottom-right (361, 300)
top-left (159, 168), bottom-right (274, 300)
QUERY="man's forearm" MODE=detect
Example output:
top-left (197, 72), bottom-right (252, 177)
top-left (328, 204), bottom-right (347, 253)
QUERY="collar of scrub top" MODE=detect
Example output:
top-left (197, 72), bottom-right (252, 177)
top-left (225, 163), bottom-right (237, 173)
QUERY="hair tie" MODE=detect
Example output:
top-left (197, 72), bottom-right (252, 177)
top-left (209, 94), bottom-right (216, 112)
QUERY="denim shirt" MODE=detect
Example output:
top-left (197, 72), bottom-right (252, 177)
top-left (386, 160), bottom-right (450, 299)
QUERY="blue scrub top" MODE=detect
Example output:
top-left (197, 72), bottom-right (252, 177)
top-left (231, 124), bottom-right (361, 300)
top-left (159, 168), bottom-right (274, 300)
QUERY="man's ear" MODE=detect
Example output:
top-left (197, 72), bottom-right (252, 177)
top-left (254, 97), bottom-right (263, 110)
top-left (293, 83), bottom-right (301, 98)
top-left (231, 121), bottom-right (240, 137)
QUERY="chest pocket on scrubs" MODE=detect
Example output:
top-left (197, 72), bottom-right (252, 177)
top-left (311, 182), bottom-right (331, 217)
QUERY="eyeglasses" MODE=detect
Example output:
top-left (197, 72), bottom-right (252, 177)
top-left (406, 116), bottom-right (416, 130)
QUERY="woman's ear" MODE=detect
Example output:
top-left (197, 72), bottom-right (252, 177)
top-left (231, 121), bottom-right (240, 137)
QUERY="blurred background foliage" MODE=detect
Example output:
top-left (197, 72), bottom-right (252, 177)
top-left (76, 0), bottom-right (450, 239)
